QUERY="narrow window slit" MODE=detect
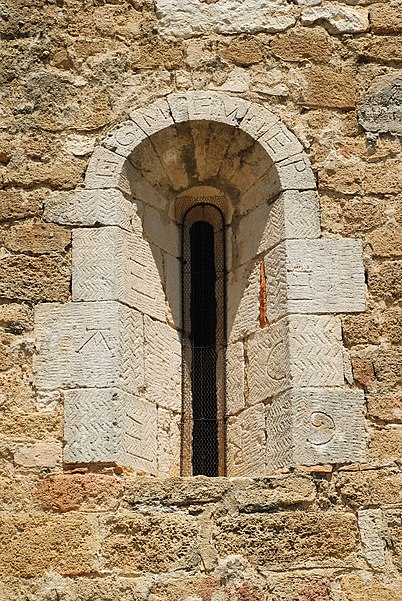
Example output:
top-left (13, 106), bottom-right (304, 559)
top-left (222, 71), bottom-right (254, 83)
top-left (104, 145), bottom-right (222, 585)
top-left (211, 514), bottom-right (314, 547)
top-left (181, 203), bottom-right (226, 476)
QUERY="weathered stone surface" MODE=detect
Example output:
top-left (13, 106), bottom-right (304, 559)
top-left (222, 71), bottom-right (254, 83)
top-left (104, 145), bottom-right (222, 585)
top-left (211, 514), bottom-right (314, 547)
top-left (35, 301), bottom-right (144, 393)
top-left (342, 313), bottom-right (381, 346)
top-left (64, 389), bottom-right (157, 473)
top-left (144, 316), bottom-right (181, 412)
top-left (368, 225), bottom-right (402, 257)
top-left (299, 66), bottom-right (356, 109)
top-left (72, 226), bottom-right (166, 321)
top-left (35, 474), bottom-right (122, 512)
top-left (367, 389), bottom-right (402, 423)
top-left (234, 475), bottom-right (316, 512)
top-left (84, 147), bottom-right (136, 195)
top-left (157, 408), bottom-right (181, 477)
top-left (363, 160), bottom-right (402, 195)
top-left (0, 189), bottom-right (42, 222)
top-left (358, 75), bottom-right (402, 134)
top-left (236, 191), bottom-right (320, 265)
top-left (368, 260), bottom-right (402, 303)
top-left (358, 509), bottom-right (387, 569)
top-left (270, 27), bottom-right (332, 63)
top-left (13, 442), bottom-right (62, 468)
top-left (0, 303), bottom-right (33, 334)
top-left (221, 37), bottom-right (263, 66)
top-left (354, 36), bottom-right (402, 65)
top-left (0, 413), bottom-right (61, 441)
top-left (337, 469), bottom-right (402, 509)
top-left (101, 512), bottom-right (199, 573)
top-left (340, 573), bottom-right (402, 601)
top-left (0, 255), bottom-right (70, 302)
top-left (226, 342), bottom-right (245, 416)
top-left (266, 388), bottom-right (367, 470)
top-left (4, 222), bottom-right (70, 254)
top-left (370, 2), bottom-right (402, 34)
top-left (0, 367), bottom-right (36, 414)
top-left (227, 262), bottom-right (260, 342)
top-left (227, 404), bottom-right (266, 476)
top-left (301, 5), bottom-right (369, 34)
top-left (369, 426), bottom-right (402, 460)
top-left (44, 189), bottom-right (134, 230)
top-left (155, 0), bottom-right (296, 37)
top-left (215, 511), bottom-right (358, 567)
top-left (0, 514), bottom-right (98, 576)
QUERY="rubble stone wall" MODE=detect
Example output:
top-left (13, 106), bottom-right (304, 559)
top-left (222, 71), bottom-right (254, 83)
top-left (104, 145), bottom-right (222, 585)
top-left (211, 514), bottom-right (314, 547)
top-left (1, 0), bottom-right (401, 598)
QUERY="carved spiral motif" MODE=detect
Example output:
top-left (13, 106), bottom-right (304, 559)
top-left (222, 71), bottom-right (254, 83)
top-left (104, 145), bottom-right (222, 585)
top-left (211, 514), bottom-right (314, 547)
top-left (307, 411), bottom-right (335, 446)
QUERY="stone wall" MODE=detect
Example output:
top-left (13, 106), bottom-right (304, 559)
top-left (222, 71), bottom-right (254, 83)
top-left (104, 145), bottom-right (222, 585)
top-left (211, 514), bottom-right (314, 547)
top-left (1, 0), bottom-right (401, 598)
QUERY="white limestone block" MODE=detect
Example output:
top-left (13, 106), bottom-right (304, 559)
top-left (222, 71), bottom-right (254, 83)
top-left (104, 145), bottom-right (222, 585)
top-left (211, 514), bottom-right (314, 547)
top-left (130, 98), bottom-right (174, 136)
top-left (143, 204), bottom-right (180, 256)
top-left (186, 91), bottom-right (250, 127)
top-left (35, 301), bottom-right (144, 393)
top-left (72, 226), bottom-right (166, 322)
top-left (226, 342), bottom-right (245, 416)
top-left (165, 254), bottom-right (182, 329)
top-left (266, 388), bottom-right (367, 470)
top-left (167, 94), bottom-right (189, 123)
top-left (103, 120), bottom-right (148, 157)
top-left (144, 316), bottom-right (182, 412)
top-left (265, 239), bottom-right (366, 318)
top-left (236, 191), bottom-right (320, 265)
top-left (227, 262), bottom-right (260, 343)
top-left (258, 123), bottom-right (304, 164)
top-left (227, 404), bottom-right (266, 476)
top-left (44, 189), bottom-right (133, 230)
top-left (240, 103), bottom-right (278, 140)
top-left (64, 388), bottom-right (157, 474)
top-left (301, 5), bottom-right (369, 34)
top-left (155, 0), bottom-right (296, 37)
top-left (358, 510), bottom-right (387, 569)
top-left (275, 153), bottom-right (316, 191)
top-left (84, 147), bottom-right (136, 195)
top-left (157, 408), bottom-right (181, 477)
top-left (247, 315), bottom-right (345, 404)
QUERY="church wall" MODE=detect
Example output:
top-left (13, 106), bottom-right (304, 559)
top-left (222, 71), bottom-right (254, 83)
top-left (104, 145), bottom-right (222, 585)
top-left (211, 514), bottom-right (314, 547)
top-left (1, 0), bottom-right (401, 598)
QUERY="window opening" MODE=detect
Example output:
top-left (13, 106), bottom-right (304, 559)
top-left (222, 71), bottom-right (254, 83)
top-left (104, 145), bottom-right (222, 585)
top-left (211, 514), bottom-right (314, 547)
top-left (181, 203), bottom-right (226, 476)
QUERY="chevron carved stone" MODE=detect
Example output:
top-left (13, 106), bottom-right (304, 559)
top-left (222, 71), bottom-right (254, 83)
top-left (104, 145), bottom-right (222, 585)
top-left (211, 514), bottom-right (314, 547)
top-left (227, 404), bottom-right (266, 477)
top-left (64, 388), bottom-right (157, 473)
top-left (35, 301), bottom-right (144, 394)
top-left (266, 388), bottom-right (367, 469)
top-left (44, 189), bottom-right (133, 230)
top-left (72, 226), bottom-right (166, 321)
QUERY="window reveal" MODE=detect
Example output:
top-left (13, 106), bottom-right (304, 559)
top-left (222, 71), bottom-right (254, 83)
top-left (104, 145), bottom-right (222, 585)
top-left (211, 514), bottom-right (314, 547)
top-left (181, 204), bottom-right (226, 476)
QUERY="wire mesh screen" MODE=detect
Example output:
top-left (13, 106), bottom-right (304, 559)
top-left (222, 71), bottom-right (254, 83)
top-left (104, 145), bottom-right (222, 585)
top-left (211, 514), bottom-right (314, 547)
top-left (181, 203), bottom-right (226, 477)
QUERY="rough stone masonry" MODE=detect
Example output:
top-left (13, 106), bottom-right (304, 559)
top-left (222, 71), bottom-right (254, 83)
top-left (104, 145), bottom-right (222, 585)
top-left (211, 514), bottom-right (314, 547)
top-left (1, 0), bottom-right (402, 599)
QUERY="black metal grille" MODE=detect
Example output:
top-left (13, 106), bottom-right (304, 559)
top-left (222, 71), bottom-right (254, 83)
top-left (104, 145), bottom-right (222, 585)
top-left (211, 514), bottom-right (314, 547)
top-left (181, 204), bottom-right (226, 477)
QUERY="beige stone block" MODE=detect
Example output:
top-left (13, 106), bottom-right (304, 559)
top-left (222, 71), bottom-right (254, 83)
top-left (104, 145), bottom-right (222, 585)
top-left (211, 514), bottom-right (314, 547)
top-left (258, 123), bottom-right (304, 164)
top-left (0, 303), bottom-right (33, 334)
top-left (84, 147), bottom-right (136, 195)
top-left (44, 189), bottom-right (133, 230)
top-left (227, 404), bottom-right (266, 476)
top-left (226, 342), bottom-right (245, 416)
top-left (0, 514), bottom-right (98, 576)
top-left (157, 408), bottom-right (181, 477)
top-left (187, 91), bottom-right (251, 127)
top-left (13, 442), bottom-right (62, 468)
top-left (336, 469), bottom-right (402, 509)
top-left (301, 5), bottom-right (369, 33)
top-left (340, 573), bottom-right (402, 601)
top-left (165, 253), bottom-right (182, 329)
top-left (0, 188), bottom-right (42, 222)
top-left (103, 120), bottom-right (148, 157)
top-left (299, 66), bottom-right (356, 109)
top-left (270, 26), bottom-right (332, 63)
top-left (35, 301), bottom-right (144, 394)
top-left (221, 37), bottom-right (263, 66)
top-left (234, 474), bottom-right (316, 512)
top-left (101, 512), bottom-right (199, 573)
top-left (370, 3), bottom-right (402, 34)
top-left (144, 316), bottom-right (182, 412)
top-left (227, 262), bottom-right (260, 343)
top-left (72, 226), bottom-right (166, 321)
top-left (215, 511), bottom-right (358, 568)
top-left (240, 103), bottom-right (278, 140)
top-left (358, 509), bottom-right (387, 569)
top-left (143, 204), bottom-right (180, 256)
top-left (4, 222), bottom-right (70, 254)
top-left (369, 425), bottom-right (402, 460)
top-left (130, 98), bottom-right (174, 136)
top-left (156, 0), bottom-right (296, 37)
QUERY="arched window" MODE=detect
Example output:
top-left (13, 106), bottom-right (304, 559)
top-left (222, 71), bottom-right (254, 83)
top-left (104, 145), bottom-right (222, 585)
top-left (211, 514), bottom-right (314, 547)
top-left (181, 204), bottom-right (226, 476)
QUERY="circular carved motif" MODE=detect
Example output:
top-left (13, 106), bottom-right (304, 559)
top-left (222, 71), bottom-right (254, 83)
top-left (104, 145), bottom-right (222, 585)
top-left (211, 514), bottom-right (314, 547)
top-left (307, 411), bottom-right (336, 446)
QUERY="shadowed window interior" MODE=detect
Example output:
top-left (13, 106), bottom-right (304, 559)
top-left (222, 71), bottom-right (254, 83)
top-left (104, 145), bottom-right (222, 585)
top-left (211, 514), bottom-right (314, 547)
top-left (181, 203), bottom-right (226, 476)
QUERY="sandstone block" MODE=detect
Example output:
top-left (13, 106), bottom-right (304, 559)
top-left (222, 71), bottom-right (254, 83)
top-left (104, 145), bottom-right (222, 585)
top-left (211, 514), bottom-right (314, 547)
top-left (368, 225), bottom-right (402, 257)
top-left (0, 189), bottom-right (42, 222)
top-left (299, 66), bottom-right (356, 109)
top-left (101, 512), bottom-right (199, 573)
top-left (270, 27), bottom-right (332, 63)
top-left (44, 189), bottom-right (133, 230)
top-left (358, 509), bottom-right (387, 569)
top-left (0, 255), bottom-right (70, 303)
top-left (358, 75), bottom-right (402, 137)
top-left (301, 5), bottom-right (369, 33)
top-left (35, 301), bottom-right (144, 393)
top-left (342, 313), bottom-right (380, 346)
top-left (367, 389), bottom-right (402, 423)
top-left (0, 413), bottom-right (61, 441)
top-left (4, 222), bottom-right (70, 254)
top-left (234, 475), bottom-right (316, 512)
top-left (215, 511), bottom-right (358, 568)
top-left (84, 147), bottom-right (136, 195)
top-left (368, 260), bottom-right (402, 303)
top-left (221, 37), bottom-right (263, 66)
top-left (336, 469), bottom-right (402, 509)
top-left (0, 303), bottom-right (33, 334)
top-left (35, 473), bottom-right (122, 512)
top-left (369, 426), bottom-right (402, 460)
top-left (236, 191), bottom-right (320, 264)
top-left (72, 226), bottom-right (166, 321)
top-left (0, 514), bottom-right (98, 576)
top-left (227, 404), bottom-right (266, 476)
top-left (13, 442), bottom-right (62, 468)
top-left (155, 0), bottom-right (296, 37)
top-left (226, 342), bottom-right (245, 416)
top-left (265, 239), bottom-right (365, 318)
top-left (144, 316), bottom-right (181, 412)
top-left (340, 573), bottom-right (402, 601)
top-left (64, 388), bottom-right (157, 472)
top-left (266, 388), bottom-right (367, 469)
top-left (370, 2), bottom-right (402, 33)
